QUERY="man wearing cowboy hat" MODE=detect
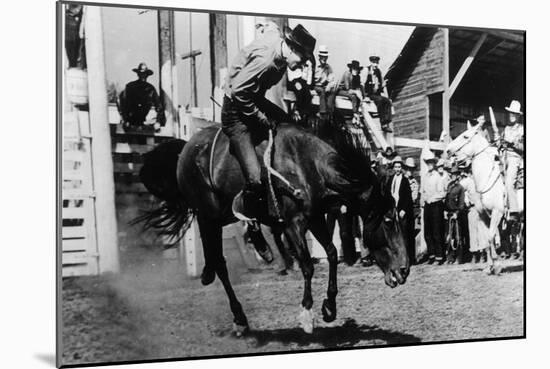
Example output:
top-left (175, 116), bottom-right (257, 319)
top-left (421, 153), bottom-right (449, 264)
top-left (337, 60), bottom-right (365, 119)
top-left (387, 156), bottom-right (415, 264)
top-left (313, 45), bottom-right (336, 116)
top-left (365, 55), bottom-right (393, 132)
top-left (500, 100), bottom-right (525, 218)
top-left (222, 23), bottom-right (316, 222)
top-left (118, 62), bottom-right (165, 131)
top-left (444, 165), bottom-right (468, 264)
top-left (404, 157), bottom-right (419, 203)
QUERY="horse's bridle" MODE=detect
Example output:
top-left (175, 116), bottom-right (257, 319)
top-left (450, 129), bottom-right (491, 159)
top-left (449, 129), bottom-right (499, 195)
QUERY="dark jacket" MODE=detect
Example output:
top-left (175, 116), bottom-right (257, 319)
top-left (445, 180), bottom-right (466, 212)
top-left (387, 174), bottom-right (414, 216)
top-left (119, 80), bottom-right (165, 126)
top-left (365, 65), bottom-right (384, 96)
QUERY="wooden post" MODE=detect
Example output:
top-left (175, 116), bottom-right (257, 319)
top-left (441, 28), bottom-right (451, 144)
top-left (448, 33), bottom-right (487, 98)
top-left (84, 6), bottom-right (119, 273)
top-left (158, 10), bottom-right (178, 130)
top-left (209, 14), bottom-right (227, 122)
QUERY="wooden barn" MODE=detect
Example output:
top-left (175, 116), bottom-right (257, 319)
top-left (386, 26), bottom-right (525, 162)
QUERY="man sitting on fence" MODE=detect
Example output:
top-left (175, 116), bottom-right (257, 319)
top-left (313, 45), bottom-right (336, 117)
top-left (337, 60), bottom-right (365, 123)
top-left (364, 56), bottom-right (393, 133)
top-left (118, 62), bottom-right (166, 132)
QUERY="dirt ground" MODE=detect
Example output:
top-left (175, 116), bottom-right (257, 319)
top-left (61, 258), bottom-right (524, 366)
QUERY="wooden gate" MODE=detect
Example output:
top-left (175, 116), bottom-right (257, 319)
top-left (61, 110), bottom-right (99, 276)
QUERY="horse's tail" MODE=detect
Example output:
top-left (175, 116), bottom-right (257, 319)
top-left (131, 139), bottom-right (195, 247)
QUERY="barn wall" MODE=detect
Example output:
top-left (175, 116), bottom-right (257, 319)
top-left (390, 28), bottom-right (446, 142)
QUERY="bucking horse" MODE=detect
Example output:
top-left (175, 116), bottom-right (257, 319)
top-left (136, 122), bottom-right (409, 335)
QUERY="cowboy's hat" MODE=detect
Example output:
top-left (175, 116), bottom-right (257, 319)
top-left (318, 45), bottom-right (329, 57)
top-left (132, 62), bottom-right (154, 76)
top-left (404, 157), bottom-right (416, 169)
top-left (436, 158), bottom-right (445, 168)
top-left (283, 24), bottom-right (316, 63)
top-left (347, 60), bottom-right (363, 71)
top-left (369, 55), bottom-right (380, 63)
top-left (392, 156), bottom-right (403, 165)
top-left (505, 100), bottom-right (523, 115)
top-left (423, 150), bottom-right (436, 163)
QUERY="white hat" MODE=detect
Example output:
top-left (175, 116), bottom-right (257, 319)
top-left (505, 100), bottom-right (523, 115)
top-left (404, 157), bottom-right (415, 168)
top-left (392, 156), bottom-right (403, 165)
top-left (318, 45), bottom-right (329, 56)
top-left (436, 159), bottom-right (445, 168)
top-left (423, 150), bottom-right (436, 162)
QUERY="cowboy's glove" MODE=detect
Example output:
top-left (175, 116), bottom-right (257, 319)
top-left (257, 111), bottom-right (277, 131)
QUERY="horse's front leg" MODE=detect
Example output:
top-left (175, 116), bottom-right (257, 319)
top-left (486, 210), bottom-right (504, 275)
top-left (309, 216), bottom-right (338, 323)
top-left (284, 214), bottom-right (315, 333)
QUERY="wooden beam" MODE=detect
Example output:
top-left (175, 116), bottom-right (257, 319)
top-left (84, 6), bottom-right (119, 274)
top-left (158, 10), bottom-right (178, 129)
top-left (448, 32), bottom-right (487, 98)
top-left (442, 28), bottom-right (451, 144)
top-left (394, 137), bottom-right (446, 151)
top-left (485, 30), bottom-right (524, 44)
top-left (209, 14), bottom-right (227, 92)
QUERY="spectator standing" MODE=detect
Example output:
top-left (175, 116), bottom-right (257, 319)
top-left (444, 165), bottom-right (468, 264)
top-left (387, 156), bottom-right (415, 264)
top-left (422, 155), bottom-right (448, 265)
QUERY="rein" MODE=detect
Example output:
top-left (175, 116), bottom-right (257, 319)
top-left (209, 127), bottom-right (223, 188)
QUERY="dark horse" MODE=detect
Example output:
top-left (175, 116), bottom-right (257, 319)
top-left (137, 123), bottom-right (408, 335)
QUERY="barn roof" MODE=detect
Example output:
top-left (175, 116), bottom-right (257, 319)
top-left (386, 26), bottom-right (525, 92)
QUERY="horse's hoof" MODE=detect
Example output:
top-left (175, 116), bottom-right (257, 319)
top-left (321, 299), bottom-right (337, 323)
top-left (298, 307), bottom-right (315, 334)
top-left (232, 323), bottom-right (249, 337)
top-left (201, 268), bottom-right (216, 286)
top-left (257, 248), bottom-right (274, 264)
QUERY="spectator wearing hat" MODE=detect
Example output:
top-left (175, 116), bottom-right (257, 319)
top-left (365, 56), bottom-right (393, 132)
top-left (221, 23), bottom-right (316, 224)
top-left (118, 62), bottom-right (166, 131)
top-left (421, 154), bottom-right (449, 264)
top-left (387, 156), bottom-right (415, 264)
top-left (337, 60), bottom-right (365, 119)
top-left (444, 165), bottom-right (468, 264)
top-left (313, 45), bottom-right (336, 116)
top-left (404, 157), bottom-right (419, 203)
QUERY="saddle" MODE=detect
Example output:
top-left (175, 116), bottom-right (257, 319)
top-left (202, 128), bottom-right (302, 223)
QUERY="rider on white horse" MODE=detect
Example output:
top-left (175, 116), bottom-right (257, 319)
top-left (499, 100), bottom-right (525, 220)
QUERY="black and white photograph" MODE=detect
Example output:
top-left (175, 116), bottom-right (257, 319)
top-left (55, 0), bottom-right (530, 367)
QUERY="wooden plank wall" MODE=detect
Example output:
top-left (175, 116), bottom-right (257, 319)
top-left (391, 28), bottom-right (445, 142)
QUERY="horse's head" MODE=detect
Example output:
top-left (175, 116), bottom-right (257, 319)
top-left (359, 187), bottom-right (409, 288)
top-left (446, 123), bottom-right (487, 162)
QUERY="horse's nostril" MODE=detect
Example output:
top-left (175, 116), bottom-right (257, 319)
top-left (400, 267), bottom-right (409, 278)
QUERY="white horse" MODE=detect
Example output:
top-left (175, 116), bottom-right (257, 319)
top-left (446, 123), bottom-right (505, 274)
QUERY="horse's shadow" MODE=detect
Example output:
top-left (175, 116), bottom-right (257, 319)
top-left (245, 318), bottom-right (421, 348)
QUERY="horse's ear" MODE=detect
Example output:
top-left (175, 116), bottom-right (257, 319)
top-left (467, 120), bottom-right (472, 130)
